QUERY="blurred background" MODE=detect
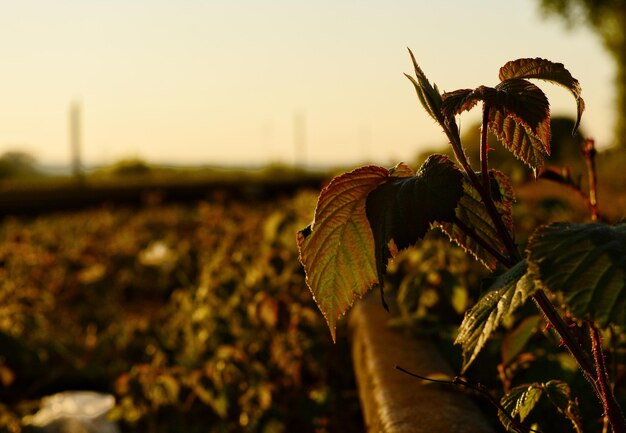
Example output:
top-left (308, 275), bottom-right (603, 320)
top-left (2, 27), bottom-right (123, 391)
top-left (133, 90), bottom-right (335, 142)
top-left (0, 0), bottom-right (621, 171)
top-left (2, 1), bottom-right (626, 432)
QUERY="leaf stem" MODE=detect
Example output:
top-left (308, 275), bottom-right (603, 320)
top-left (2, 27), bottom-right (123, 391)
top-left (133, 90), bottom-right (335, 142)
top-left (590, 322), bottom-right (626, 433)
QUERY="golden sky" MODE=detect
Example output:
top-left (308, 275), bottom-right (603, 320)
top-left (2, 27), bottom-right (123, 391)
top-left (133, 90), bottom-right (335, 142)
top-left (0, 0), bottom-right (614, 167)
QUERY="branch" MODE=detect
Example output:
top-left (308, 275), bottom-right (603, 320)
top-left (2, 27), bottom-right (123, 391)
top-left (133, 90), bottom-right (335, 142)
top-left (395, 365), bottom-right (540, 433)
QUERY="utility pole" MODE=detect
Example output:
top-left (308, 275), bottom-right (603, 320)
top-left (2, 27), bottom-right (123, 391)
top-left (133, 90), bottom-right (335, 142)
top-left (69, 100), bottom-right (83, 178)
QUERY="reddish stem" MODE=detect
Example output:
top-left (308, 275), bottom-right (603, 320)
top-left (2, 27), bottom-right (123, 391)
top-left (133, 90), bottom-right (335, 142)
top-left (590, 323), bottom-right (626, 433)
top-left (583, 139), bottom-right (600, 222)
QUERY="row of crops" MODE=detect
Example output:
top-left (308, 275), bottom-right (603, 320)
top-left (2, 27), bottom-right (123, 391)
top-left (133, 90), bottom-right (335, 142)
top-left (0, 191), bottom-right (362, 433)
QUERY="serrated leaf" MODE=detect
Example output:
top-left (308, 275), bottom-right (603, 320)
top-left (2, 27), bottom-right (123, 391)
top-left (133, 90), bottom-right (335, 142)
top-left (297, 165), bottom-right (389, 341)
top-left (366, 155), bottom-right (463, 291)
top-left (437, 170), bottom-right (515, 269)
top-left (489, 109), bottom-right (546, 174)
top-left (527, 222), bottom-right (626, 328)
top-left (499, 383), bottom-right (543, 430)
top-left (442, 79), bottom-right (550, 173)
top-left (405, 48), bottom-right (444, 124)
top-left (494, 79), bottom-right (551, 153)
top-left (455, 261), bottom-right (536, 371)
top-left (498, 57), bottom-right (585, 132)
top-left (499, 381), bottom-right (583, 433)
top-left (441, 87), bottom-right (491, 119)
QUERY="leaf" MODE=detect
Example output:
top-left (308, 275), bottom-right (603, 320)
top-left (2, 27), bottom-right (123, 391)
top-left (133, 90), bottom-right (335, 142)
top-left (405, 48), bottom-right (444, 124)
top-left (489, 109), bottom-right (546, 174)
top-left (437, 170), bottom-right (515, 270)
top-left (494, 79), bottom-right (551, 153)
top-left (455, 261), bottom-right (536, 371)
top-left (366, 154), bottom-right (463, 291)
top-left (441, 87), bottom-right (491, 119)
top-left (499, 383), bottom-right (543, 430)
top-left (442, 79), bottom-right (550, 173)
top-left (499, 381), bottom-right (583, 433)
top-left (498, 57), bottom-right (585, 132)
top-left (527, 222), bottom-right (626, 328)
top-left (297, 165), bottom-right (388, 341)
top-left (501, 315), bottom-right (542, 366)
top-left (544, 380), bottom-right (584, 433)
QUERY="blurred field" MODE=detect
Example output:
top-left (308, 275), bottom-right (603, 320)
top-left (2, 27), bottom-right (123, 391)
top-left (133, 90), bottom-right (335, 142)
top-left (0, 186), bottom-right (362, 433)
top-left (0, 146), bottom-right (624, 432)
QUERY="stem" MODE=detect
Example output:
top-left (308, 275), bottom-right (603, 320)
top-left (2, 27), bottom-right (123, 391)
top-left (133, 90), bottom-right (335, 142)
top-left (532, 291), bottom-right (599, 395)
top-left (583, 139), bottom-right (600, 222)
top-left (450, 103), bottom-right (614, 415)
top-left (590, 323), bottom-right (626, 433)
top-left (480, 104), bottom-right (492, 200)
top-left (437, 91), bottom-right (624, 425)
top-left (443, 105), bottom-right (520, 263)
top-left (476, 107), bottom-right (520, 262)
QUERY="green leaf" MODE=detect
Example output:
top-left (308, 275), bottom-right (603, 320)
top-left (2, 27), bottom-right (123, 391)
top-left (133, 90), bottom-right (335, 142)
top-left (499, 383), bottom-right (543, 430)
top-left (501, 315), bottom-right (542, 366)
top-left (499, 381), bottom-right (583, 433)
top-left (498, 57), bottom-right (585, 132)
top-left (297, 165), bottom-right (388, 341)
top-left (437, 170), bottom-right (515, 270)
top-left (366, 154), bottom-right (463, 291)
top-left (455, 261), bottom-right (536, 371)
top-left (527, 222), bottom-right (626, 328)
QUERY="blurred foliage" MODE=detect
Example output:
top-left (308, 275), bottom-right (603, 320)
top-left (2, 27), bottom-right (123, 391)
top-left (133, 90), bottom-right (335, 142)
top-left (0, 152), bottom-right (40, 180)
top-left (384, 164), bottom-right (626, 432)
top-left (107, 158), bottom-right (153, 177)
top-left (0, 191), bottom-right (361, 433)
top-left (539, 0), bottom-right (626, 148)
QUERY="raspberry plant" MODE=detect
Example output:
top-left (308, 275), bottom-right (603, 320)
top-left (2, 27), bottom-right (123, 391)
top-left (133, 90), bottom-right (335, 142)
top-left (297, 50), bottom-right (626, 432)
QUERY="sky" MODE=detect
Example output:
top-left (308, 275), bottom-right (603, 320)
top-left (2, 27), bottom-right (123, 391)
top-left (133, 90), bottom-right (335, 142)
top-left (0, 1), bottom-right (615, 168)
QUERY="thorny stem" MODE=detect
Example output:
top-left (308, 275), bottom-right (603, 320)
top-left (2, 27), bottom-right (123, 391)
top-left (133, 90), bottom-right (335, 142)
top-left (533, 291), bottom-right (600, 395)
top-left (583, 139), bottom-right (600, 222)
top-left (447, 101), bottom-right (624, 427)
top-left (441, 107), bottom-right (519, 263)
top-left (590, 323), bottom-right (626, 433)
top-left (480, 104), bottom-right (492, 201)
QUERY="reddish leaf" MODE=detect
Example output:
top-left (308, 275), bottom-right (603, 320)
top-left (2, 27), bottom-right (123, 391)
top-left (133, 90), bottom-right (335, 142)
top-left (498, 57), bottom-right (585, 132)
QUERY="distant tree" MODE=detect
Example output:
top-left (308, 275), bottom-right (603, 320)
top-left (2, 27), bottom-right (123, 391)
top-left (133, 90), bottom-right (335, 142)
top-left (538, 0), bottom-right (626, 148)
top-left (109, 158), bottom-right (151, 176)
top-left (0, 151), bottom-right (39, 179)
